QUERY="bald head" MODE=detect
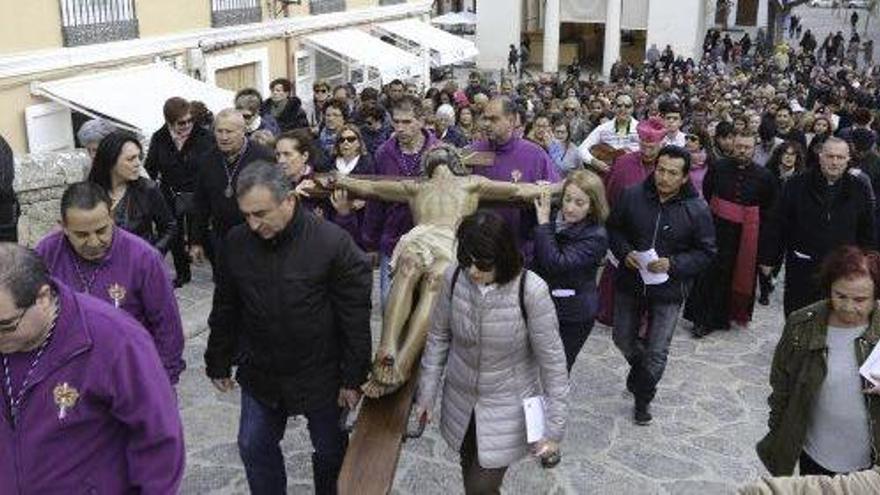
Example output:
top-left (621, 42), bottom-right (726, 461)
top-left (214, 108), bottom-right (247, 156)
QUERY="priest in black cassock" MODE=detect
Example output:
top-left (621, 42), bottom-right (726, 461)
top-left (685, 131), bottom-right (778, 338)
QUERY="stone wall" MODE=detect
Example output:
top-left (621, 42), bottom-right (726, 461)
top-left (14, 151), bottom-right (89, 247)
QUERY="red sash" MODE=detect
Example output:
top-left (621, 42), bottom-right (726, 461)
top-left (709, 196), bottom-right (760, 325)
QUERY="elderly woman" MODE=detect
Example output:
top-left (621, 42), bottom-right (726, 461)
top-left (88, 131), bottom-right (177, 254)
top-left (435, 104), bottom-right (469, 148)
top-left (757, 245), bottom-right (880, 477)
top-left (416, 211), bottom-right (569, 495)
top-left (76, 118), bottom-right (117, 160)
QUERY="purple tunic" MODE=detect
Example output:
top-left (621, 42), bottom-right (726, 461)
top-left (469, 136), bottom-right (561, 262)
top-left (0, 279), bottom-right (185, 493)
top-left (362, 130), bottom-right (440, 256)
top-left (35, 228), bottom-right (186, 384)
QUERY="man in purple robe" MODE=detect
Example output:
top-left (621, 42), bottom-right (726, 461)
top-left (0, 243), bottom-right (185, 493)
top-left (35, 182), bottom-right (185, 384)
top-left (362, 94), bottom-right (440, 305)
top-left (468, 96), bottom-right (561, 263)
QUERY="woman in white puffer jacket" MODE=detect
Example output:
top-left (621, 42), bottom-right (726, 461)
top-left (415, 210), bottom-right (570, 494)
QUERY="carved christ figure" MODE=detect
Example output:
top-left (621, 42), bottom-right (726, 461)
top-left (318, 146), bottom-right (558, 397)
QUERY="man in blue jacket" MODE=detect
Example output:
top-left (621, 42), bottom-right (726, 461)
top-left (607, 145), bottom-right (716, 425)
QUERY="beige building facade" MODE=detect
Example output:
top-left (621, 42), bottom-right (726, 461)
top-left (0, 0), bottom-right (432, 155)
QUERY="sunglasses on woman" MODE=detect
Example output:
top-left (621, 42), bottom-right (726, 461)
top-left (457, 253), bottom-right (494, 272)
top-left (339, 135), bottom-right (359, 143)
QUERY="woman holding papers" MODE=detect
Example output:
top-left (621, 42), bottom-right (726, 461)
top-left (415, 211), bottom-right (569, 495)
top-left (758, 245), bottom-right (880, 477)
top-left (532, 170), bottom-right (609, 371)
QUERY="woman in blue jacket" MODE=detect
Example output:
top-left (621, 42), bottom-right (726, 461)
top-left (533, 169), bottom-right (610, 371)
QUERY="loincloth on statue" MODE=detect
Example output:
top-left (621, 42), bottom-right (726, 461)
top-left (389, 224), bottom-right (456, 273)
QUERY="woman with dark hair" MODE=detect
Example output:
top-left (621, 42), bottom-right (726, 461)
top-left (754, 115), bottom-right (783, 167)
top-left (89, 131), bottom-right (177, 255)
top-left (758, 245), bottom-right (880, 477)
top-left (274, 129), bottom-right (363, 244)
top-left (533, 170), bottom-right (609, 371)
top-left (145, 97), bottom-right (215, 287)
top-left (766, 140), bottom-right (806, 185)
top-left (684, 127), bottom-right (711, 197)
top-left (415, 210), bottom-right (568, 495)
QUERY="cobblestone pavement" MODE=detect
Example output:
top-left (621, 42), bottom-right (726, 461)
top-left (790, 4), bottom-right (878, 65)
top-left (175, 263), bottom-right (785, 494)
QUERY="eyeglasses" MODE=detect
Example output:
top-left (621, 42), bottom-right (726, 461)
top-left (240, 112), bottom-right (255, 120)
top-left (174, 118), bottom-right (193, 127)
top-left (616, 102), bottom-right (634, 108)
top-left (0, 307), bottom-right (28, 334)
top-left (314, 88), bottom-right (329, 94)
top-left (685, 134), bottom-right (700, 142)
top-left (340, 135), bottom-right (359, 143)
top-left (457, 253), bottom-right (494, 271)
top-left (564, 107), bottom-right (579, 112)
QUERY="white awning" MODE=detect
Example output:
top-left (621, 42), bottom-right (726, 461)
top-left (304, 29), bottom-right (422, 82)
top-left (31, 63), bottom-right (234, 137)
top-left (375, 19), bottom-right (478, 67)
top-left (430, 11), bottom-right (477, 26)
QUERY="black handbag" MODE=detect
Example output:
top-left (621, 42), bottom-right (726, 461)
top-left (173, 191), bottom-right (195, 215)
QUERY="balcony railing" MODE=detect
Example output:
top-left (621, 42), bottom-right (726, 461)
top-left (379, 0), bottom-right (406, 5)
top-left (310, 0), bottom-right (345, 15)
top-left (212, 0), bottom-right (263, 27)
top-left (59, 0), bottom-right (139, 47)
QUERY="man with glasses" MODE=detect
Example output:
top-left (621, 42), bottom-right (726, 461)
top-left (685, 131), bottom-right (778, 337)
top-left (318, 99), bottom-right (349, 161)
top-left (191, 109), bottom-right (274, 267)
top-left (762, 136), bottom-right (876, 316)
top-left (145, 97), bottom-right (215, 288)
top-left (311, 80), bottom-right (331, 129)
top-left (34, 182), bottom-right (186, 385)
top-left (0, 243), bottom-right (184, 493)
top-left (577, 94), bottom-right (640, 174)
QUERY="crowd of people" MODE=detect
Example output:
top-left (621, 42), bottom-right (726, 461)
top-left (2, 13), bottom-right (880, 494)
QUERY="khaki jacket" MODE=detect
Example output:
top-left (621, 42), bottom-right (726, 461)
top-left (756, 300), bottom-right (880, 476)
top-left (738, 465), bottom-right (880, 494)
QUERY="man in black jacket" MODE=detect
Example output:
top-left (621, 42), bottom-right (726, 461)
top-left (205, 162), bottom-right (371, 494)
top-left (0, 134), bottom-right (17, 242)
top-left (607, 146), bottom-right (716, 426)
top-left (191, 109), bottom-right (274, 266)
top-left (763, 136), bottom-right (877, 316)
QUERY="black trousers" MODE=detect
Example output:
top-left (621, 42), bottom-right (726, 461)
top-left (799, 451), bottom-right (838, 477)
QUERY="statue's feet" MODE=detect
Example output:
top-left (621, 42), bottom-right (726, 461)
top-left (362, 378), bottom-right (402, 398)
top-left (372, 351), bottom-right (403, 386)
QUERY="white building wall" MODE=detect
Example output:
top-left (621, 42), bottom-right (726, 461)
top-left (646, 0), bottom-right (707, 61)
top-left (476, 0), bottom-right (522, 70)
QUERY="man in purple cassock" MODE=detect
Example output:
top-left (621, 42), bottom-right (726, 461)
top-left (35, 182), bottom-right (186, 385)
top-left (468, 97), bottom-right (561, 263)
top-left (0, 243), bottom-right (185, 493)
top-left (362, 94), bottom-right (439, 305)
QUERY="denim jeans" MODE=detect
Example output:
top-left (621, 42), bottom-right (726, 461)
top-left (379, 252), bottom-right (393, 310)
top-left (612, 290), bottom-right (681, 405)
top-left (237, 389), bottom-right (347, 495)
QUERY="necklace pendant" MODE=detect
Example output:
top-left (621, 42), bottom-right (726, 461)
top-left (224, 185), bottom-right (234, 199)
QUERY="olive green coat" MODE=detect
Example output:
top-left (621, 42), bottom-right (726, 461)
top-left (756, 300), bottom-right (880, 476)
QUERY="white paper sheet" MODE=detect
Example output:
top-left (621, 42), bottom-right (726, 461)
top-left (523, 396), bottom-right (545, 443)
top-left (632, 249), bottom-right (670, 286)
top-left (860, 341), bottom-right (880, 386)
